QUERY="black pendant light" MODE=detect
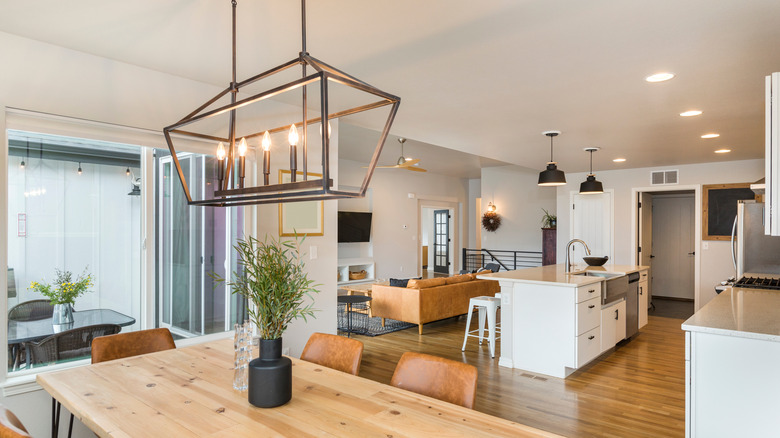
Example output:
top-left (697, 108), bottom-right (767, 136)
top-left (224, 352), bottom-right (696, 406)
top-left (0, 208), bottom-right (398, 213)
top-left (579, 147), bottom-right (604, 194)
top-left (538, 131), bottom-right (566, 186)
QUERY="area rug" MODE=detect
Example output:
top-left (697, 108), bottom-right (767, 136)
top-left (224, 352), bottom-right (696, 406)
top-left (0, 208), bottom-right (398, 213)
top-left (337, 306), bottom-right (416, 337)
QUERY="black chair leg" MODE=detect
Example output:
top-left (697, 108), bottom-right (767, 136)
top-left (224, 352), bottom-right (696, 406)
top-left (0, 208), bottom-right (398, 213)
top-left (51, 398), bottom-right (60, 438)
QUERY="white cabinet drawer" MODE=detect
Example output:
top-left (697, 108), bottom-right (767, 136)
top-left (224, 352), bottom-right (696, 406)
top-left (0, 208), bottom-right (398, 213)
top-left (576, 297), bottom-right (600, 335)
top-left (576, 282), bottom-right (601, 303)
top-left (576, 326), bottom-right (601, 367)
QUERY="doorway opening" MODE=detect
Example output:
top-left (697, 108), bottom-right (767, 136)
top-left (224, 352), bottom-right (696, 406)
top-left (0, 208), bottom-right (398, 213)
top-left (420, 205), bottom-right (455, 277)
top-left (636, 189), bottom-right (697, 319)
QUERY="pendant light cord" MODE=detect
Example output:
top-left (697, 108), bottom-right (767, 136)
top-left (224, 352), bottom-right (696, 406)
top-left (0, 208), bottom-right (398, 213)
top-left (550, 135), bottom-right (554, 162)
top-left (589, 149), bottom-right (593, 174)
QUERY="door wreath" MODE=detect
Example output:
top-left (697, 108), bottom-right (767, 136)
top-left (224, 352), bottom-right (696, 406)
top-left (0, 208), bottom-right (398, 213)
top-left (481, 211), bottom-right (501, 232)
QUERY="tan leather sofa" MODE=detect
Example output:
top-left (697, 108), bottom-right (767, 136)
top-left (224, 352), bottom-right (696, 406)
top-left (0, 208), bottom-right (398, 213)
top-left (371, 274), bottom-right (500, 335)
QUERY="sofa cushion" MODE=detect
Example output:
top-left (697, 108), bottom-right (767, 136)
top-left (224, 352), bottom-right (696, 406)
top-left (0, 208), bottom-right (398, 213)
top-left (445, 274), bottom-right (473, 285)
top-left (407, 278), bottom-right (447, 289)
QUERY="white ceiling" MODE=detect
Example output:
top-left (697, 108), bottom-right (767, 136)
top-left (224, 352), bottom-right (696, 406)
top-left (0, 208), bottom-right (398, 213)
top-left (2, 0), bottom-right (779, 177)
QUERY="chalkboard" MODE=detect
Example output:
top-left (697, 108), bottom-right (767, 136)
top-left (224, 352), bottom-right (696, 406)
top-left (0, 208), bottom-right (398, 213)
top-left (703, 184), bottom-right (756, 240)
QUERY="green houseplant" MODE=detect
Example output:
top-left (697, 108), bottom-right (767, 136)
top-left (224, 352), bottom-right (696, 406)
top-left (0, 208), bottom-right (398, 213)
top-left (541, 208), bottom-right (557, 229)
top-left (214, 234), bottom-right (319, 408)
top-left (29, 267), bottom-right (93, 325)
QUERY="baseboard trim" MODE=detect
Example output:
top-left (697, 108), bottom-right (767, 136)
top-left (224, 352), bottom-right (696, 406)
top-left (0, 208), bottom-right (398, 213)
top-left (653, 296), bottom-right (694, 302)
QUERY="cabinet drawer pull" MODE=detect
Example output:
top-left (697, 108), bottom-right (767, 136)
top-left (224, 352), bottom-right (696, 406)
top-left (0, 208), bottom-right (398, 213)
top-left (588, 335), bottom-right (595, 340)
top-left (588, 289), bottom-right (595, 294)
top-left (588, 304), bottom-right (595, 309)
top-left (615, 309), bottom-right (619, 320)
top-left (639, 287), bottom-right (643, 295)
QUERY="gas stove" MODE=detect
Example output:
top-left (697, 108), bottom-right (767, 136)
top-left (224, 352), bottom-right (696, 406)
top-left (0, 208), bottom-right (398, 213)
top-left (734, 276), bottom-right (780, 290)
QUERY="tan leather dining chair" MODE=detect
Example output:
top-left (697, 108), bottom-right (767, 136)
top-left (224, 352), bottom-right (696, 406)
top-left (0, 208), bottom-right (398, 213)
top-left (91, 327), bottom-right (175, 363)
top-left (300, 332), bottom-right (364, 375)
top-left (0, 404), bottom-right (31, 438)
top-left (390, 352), bottom-right (478, 409)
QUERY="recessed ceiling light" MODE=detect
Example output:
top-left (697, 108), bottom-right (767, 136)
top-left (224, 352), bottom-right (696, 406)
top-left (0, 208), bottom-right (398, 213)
top-left (701, 133), bottom-right (720, 139)
top-left (715, 149), bottom-right (731, 154)
top-left (680, 110), bottom-right (702, 117)
top-left (646, 72), bottom-right (675, 83)
top-left (613, 158), bottom-right (626, 163)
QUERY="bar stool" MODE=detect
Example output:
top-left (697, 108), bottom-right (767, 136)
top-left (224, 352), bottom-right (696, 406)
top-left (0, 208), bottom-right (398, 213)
top-left (461, 296), bottom-right (501, 358)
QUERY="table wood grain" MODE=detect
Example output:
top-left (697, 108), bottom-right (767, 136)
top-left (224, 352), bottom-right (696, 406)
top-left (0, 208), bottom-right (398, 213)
top-left (37, 339), bottom-right (559, 437)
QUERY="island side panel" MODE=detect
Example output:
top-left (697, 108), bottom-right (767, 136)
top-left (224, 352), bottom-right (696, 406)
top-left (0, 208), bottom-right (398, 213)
top-left (498, 280), bottom-right (515, 368)
top-left (513, 283), bottom-right (576, 378)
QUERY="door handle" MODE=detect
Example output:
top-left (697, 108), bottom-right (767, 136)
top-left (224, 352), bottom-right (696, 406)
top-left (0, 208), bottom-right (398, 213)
top-left (649, 255), bottom-right (655, 259)
top-left (688, 251), bottom-right (695, 255)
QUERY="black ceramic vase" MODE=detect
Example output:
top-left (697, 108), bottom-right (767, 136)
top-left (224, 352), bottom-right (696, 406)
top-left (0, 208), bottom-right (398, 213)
top-left (248, 338), bottom-right (292, 408)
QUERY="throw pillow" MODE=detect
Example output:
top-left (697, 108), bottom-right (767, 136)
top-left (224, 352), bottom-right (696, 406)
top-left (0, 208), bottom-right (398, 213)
top-left (389, 278), bottom-right (410, 288)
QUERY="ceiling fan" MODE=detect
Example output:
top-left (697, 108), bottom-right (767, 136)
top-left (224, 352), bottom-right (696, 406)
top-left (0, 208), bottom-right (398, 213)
top-left (375, 138), bottom-right (427, 172)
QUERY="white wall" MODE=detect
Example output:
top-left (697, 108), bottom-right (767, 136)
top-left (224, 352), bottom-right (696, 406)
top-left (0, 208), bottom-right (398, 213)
top-left (467, 178), bottom-right (481, 249)
top-left (479, 165), bottom-right (557, 251)
top-left (556, 159), bottom-right (764, 308)
top-left (338, 158), bottom-right (469, 279)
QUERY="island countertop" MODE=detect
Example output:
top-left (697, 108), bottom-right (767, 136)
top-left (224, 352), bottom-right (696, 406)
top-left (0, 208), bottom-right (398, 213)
top-left (682, 287), bottom-right (780, 342)
top-left (476, 264), bottom-right (649, 287)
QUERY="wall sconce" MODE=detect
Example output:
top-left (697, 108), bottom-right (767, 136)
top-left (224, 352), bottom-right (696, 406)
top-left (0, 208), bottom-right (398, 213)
top-left (487, 202), bottom-right (497, 213)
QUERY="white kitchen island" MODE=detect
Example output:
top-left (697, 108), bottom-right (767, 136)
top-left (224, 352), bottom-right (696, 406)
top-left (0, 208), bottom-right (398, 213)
top-left (478, 264), bottom-right (648, 378)
top-left (682, 287), bottom-right (780, 437)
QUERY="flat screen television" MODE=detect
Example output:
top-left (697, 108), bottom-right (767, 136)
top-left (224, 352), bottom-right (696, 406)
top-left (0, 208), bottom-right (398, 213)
top-left (338, 211), bottom-right (372, 243)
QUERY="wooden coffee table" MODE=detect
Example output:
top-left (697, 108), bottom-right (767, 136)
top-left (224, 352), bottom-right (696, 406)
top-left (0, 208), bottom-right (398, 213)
top-left (340, 280), bottom-right (388, 317)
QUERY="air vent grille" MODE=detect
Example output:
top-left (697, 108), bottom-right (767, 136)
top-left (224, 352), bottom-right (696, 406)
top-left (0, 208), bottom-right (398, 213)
top-left (651, 170), bottom-right (679, 185)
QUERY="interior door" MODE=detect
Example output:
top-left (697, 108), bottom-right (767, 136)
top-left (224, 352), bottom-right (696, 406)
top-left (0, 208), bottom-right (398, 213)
top-left (570, 192), bottom-right (613, 263)
top-left (638, 192), bottom-right (654, 303)
top-left (651, 193), bottom-right (695, 299)
top-left (433, 209), bottom-right (450, 274)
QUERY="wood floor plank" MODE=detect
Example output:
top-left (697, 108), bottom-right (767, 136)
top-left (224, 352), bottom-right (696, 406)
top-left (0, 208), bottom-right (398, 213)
top-left (356, 315), bottom-right (685, 437)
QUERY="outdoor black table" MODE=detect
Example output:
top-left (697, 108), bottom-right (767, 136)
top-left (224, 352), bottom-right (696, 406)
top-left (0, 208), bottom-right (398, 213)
top-left (337, 295), bottom-right (372, 338)
top-left (8, 309), bottom-right (136, 369)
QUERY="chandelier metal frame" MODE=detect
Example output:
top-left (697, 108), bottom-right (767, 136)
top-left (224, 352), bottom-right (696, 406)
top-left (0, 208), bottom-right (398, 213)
top-left (163, 0), bottom-right (400, 207)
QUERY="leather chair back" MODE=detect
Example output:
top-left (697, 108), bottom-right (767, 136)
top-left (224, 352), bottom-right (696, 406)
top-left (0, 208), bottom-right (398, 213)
top-left (91, 328), bottom-right (175, 364)
top-left (300, 332), bottom-right (364, 375)
top-left (0, 404), bottom-right (31, 438)
top-left (390, 352), bottom-right (478, 409)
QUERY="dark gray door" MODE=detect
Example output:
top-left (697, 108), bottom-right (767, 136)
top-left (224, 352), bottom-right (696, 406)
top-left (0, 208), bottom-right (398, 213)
top-left (433, 210), bottom-right (450, 274)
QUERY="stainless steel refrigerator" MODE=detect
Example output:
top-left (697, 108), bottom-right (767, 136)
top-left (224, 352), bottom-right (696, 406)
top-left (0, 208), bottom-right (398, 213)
top-left (732, 201), bottom-right (780, 277)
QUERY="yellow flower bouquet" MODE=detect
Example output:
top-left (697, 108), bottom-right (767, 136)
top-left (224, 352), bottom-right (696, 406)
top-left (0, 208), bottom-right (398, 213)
top-left (29, 267), bottom-right (94, 305)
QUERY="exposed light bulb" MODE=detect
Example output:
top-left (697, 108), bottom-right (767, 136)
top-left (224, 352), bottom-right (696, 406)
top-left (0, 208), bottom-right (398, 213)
top-left (238, 138), bottom-right (247, 157)
top-left (680, 110), bottom-right (702, 117)
top-left (288, 124), bottom-right (299, 146)
top-left (262, 131), bottom-right (271, 151)
top-left (126, 167), bottom-right (130, 176)
top-left (77, 162), bottom-right (82, 175)
top-left (216, 142), bottom-right (226, 160)
top-left (20, 160), bottom-right (25, 169)
top-left (645, 72), bottom-right (675, 82)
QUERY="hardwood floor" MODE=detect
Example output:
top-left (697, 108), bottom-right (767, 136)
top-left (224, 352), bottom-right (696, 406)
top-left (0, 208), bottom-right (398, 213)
top-left (357, 315), bottom-right (686, 438)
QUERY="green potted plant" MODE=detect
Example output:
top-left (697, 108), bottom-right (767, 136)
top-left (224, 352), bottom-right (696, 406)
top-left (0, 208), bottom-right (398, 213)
top-left (541, 208), bottom-right (557, 229)
top-left (29, 267), bottom-right (93, 327)
top-left (214, 234), bottom-right (319, 408)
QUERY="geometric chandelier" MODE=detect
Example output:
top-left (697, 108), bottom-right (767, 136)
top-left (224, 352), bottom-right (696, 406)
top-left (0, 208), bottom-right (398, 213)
top-left (163, 0), bottom-right (400, 207)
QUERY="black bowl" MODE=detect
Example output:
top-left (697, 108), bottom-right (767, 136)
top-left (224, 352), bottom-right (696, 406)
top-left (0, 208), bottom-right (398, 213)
top-left (583, 256), bottom-right (609, 266)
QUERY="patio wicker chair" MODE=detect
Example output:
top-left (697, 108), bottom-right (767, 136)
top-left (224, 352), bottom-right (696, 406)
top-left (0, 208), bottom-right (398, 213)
top-left (8, 299), bottom-right (54, 321)
top-left (26, 324), bottom-right (121, 366)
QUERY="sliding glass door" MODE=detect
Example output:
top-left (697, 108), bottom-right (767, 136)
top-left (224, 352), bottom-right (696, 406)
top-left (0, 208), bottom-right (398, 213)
top-left (157, 152), bottom-right (244, 337)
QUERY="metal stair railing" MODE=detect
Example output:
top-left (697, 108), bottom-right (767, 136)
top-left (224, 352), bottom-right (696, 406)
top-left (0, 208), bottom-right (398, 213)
top-left (461, 248), bottom-right (543, 273)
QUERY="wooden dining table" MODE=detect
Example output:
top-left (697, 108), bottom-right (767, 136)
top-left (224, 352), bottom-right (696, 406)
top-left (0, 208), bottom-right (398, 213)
top-left (36, 338), bottom-right (559, 437)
